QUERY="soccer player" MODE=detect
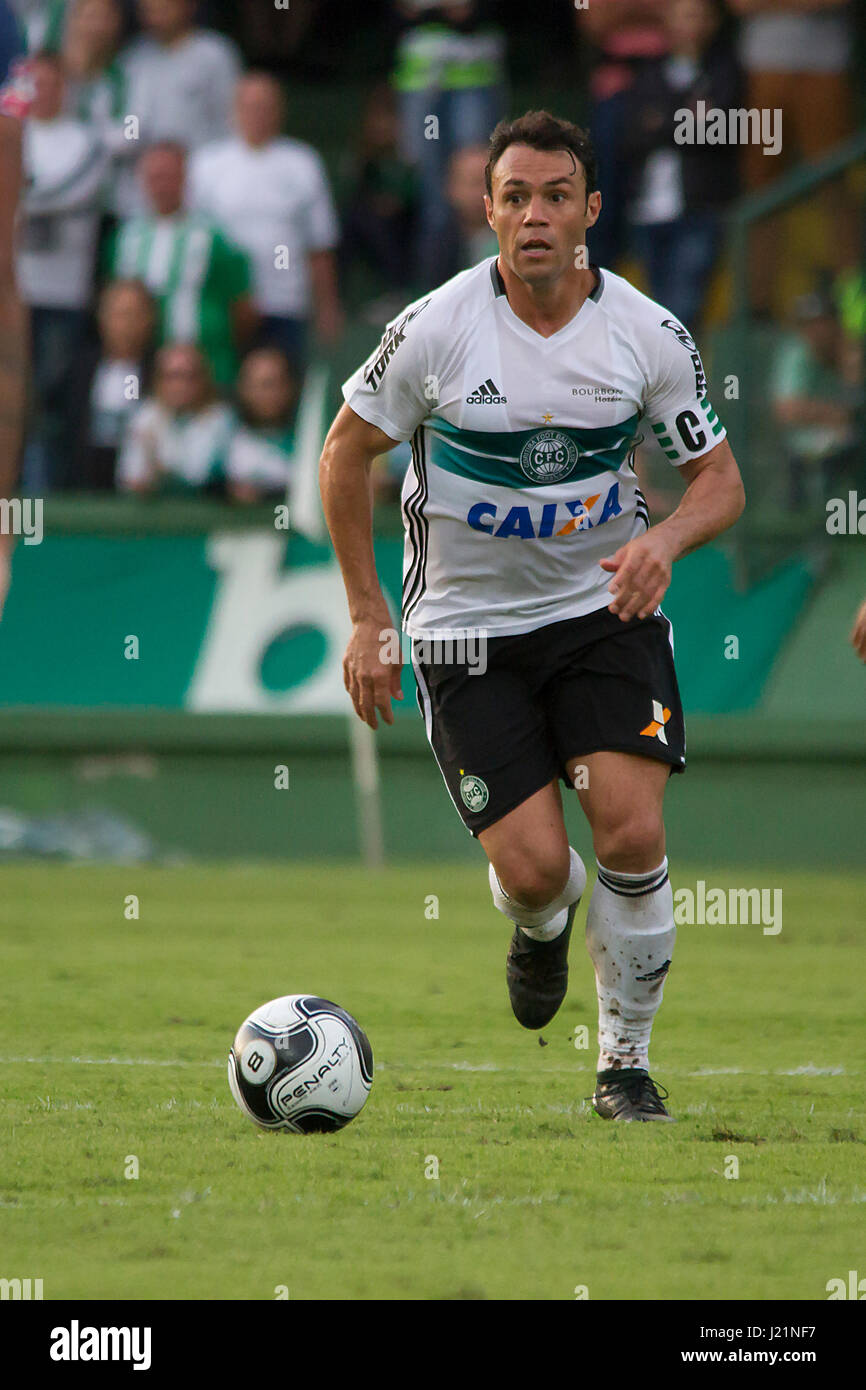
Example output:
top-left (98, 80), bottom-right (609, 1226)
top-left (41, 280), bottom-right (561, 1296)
top-left (0, 0), bottom-right (30, 615)
top-left (320, 111), bottom-right (745, 1122)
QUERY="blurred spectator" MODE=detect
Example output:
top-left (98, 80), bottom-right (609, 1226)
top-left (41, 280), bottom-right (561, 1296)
top-left (574, 0), bottom-right (668, 271)
top-left (62, 0), bottom-right (123, 123)
top-left (391, 1), bottom-right (506, 284)
top-left (227, 348), bottom-right (297, 503)
top-left (231, 0), bottom-right (315, 67)
top-left (10, 0), bottom-right (68, 52)
top-left (18, 50), bottom-right (108, 491)
top-left (771, 290), bottom-right (862, 509)
top-left (61, 0), bottom-right (132, 210)
top-left (118, 0), bottom-right (241, 213)
top-left (116, 341), bottom-right (233, 493)
top-left (107, 140), bottom-right (257, 387)
top-left (189, 71), bottom-right (342, 372)
top-left (427, 143), bottom-right (497, 285)
top-left (622, 0), bottom-right (740, 330)
top-left (338, 84), bottom-right (418, 306)
top-left (70, 277), bottom-right (155, 489)
top-left (730, 0), bottom-right (858, 314)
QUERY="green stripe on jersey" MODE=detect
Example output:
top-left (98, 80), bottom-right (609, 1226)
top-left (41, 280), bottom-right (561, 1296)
top-left (427, 414), bottom-right (640, 488)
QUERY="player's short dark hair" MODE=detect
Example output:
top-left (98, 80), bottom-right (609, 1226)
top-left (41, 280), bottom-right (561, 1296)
top-left (484, 111), bottom-right (597, 203)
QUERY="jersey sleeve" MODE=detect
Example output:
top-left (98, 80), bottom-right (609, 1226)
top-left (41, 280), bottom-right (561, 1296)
top-left (643, 315), bottom-right (726, 466)
top-left (341, 294), bottom-right (434, 443)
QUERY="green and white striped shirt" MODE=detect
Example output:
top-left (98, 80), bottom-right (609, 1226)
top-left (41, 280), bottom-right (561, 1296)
top-left (109, 213), bottom-right (252, 387)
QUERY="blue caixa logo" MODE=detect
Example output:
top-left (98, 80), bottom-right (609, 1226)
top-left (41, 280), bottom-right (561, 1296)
top-left (467, 481), bottom-right (623, 539)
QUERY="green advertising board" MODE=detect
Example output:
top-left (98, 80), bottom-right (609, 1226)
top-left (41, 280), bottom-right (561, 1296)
top-left (0, 521), bottom-right (826, 716)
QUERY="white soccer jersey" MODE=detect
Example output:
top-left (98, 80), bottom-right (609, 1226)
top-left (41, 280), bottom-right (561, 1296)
top-left (342, 258), bottom-right (727, 638)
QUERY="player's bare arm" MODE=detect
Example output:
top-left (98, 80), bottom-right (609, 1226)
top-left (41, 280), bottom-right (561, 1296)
top-left (0, 112), bottom-right (27, 503)
top-left (602, 438), bottom-right (745, 622)
top-left (0, 112), bottom-right (28, 618)
top-left (319, 401), bottom-right (404, 729)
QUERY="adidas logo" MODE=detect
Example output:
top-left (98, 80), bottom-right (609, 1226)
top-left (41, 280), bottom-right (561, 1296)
top-left (466, 378), bottom-right (507, 405)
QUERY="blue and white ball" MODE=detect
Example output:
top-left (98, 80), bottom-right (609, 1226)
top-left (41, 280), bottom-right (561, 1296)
top-left (228, 994), bottom-right (373, 1133)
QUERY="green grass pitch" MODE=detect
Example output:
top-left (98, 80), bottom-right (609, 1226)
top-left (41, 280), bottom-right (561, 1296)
top-left (1, 860), bottom-right (863, 1301)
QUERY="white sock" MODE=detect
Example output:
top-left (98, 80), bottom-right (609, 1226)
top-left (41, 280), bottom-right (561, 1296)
top-left (489, 846), bottom-right (586, 942)
top-left (585, 858), bottom-right (675, 1072)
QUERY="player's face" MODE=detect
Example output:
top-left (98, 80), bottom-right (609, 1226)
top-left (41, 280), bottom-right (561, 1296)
top-left (485, 144), bottom-right (601, 287)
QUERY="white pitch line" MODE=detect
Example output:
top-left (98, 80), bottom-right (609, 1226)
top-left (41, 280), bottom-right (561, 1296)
top-left (0, 1057), bottom-right (853, 1077)
top-left (0, 1056), bottom-right (223, 1068)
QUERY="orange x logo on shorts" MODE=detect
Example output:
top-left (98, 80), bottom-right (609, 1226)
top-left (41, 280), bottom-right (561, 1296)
top-left (640, 700), bottom-right (671, 744)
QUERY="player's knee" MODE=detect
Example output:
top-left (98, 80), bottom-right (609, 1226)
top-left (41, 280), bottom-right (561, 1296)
top-left (593, 811), bottom-right (664, 872)
top-left (494, 846), bottom-right (570, 909)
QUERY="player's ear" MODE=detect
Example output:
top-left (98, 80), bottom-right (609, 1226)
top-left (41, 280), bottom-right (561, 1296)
top-left (484, 194), bottom-right (495, 230)
top-left (584, 190), bottom-right (601, 231)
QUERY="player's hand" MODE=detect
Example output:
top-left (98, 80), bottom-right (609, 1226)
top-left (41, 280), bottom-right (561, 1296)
top-left (600, 529), bottom-right (675, 622)
top-left (850, 599), bottom-right (866, 662)
top-left (343, 618), bottom-right (404, 729)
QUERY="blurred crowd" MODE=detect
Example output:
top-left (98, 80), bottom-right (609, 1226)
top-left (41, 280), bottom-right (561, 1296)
top-left (8, 0), bottom-right (340, 500)
top-left (3, 0), bottom-right (864, 507)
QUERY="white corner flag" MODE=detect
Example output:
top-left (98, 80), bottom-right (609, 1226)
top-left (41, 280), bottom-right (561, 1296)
top-left (290, 361), bottom-right (385, 868)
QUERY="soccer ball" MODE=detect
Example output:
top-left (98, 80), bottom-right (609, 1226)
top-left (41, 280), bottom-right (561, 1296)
top-left (228, 994), bottom-right (373, 1133)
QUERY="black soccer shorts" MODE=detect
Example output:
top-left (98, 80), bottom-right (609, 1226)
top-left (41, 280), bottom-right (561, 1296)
top-left (412, 607), bottom-right (686, 836)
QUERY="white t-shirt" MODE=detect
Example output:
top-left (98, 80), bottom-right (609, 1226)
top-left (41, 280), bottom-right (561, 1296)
top-left (227, 426), bottom-right (294, 491)
top-left (117, 399), bottom-right (234, 491)
top-left (189, 137), bottom-right (339, 317)
top-left (117, 29), bottom-right (241, 214)
top-left (17, 116), bottom-right (108, 309)
top-left (121, 30), bottom-right (241, 147)
top-left (342, 258), bottom-right (726, 639)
